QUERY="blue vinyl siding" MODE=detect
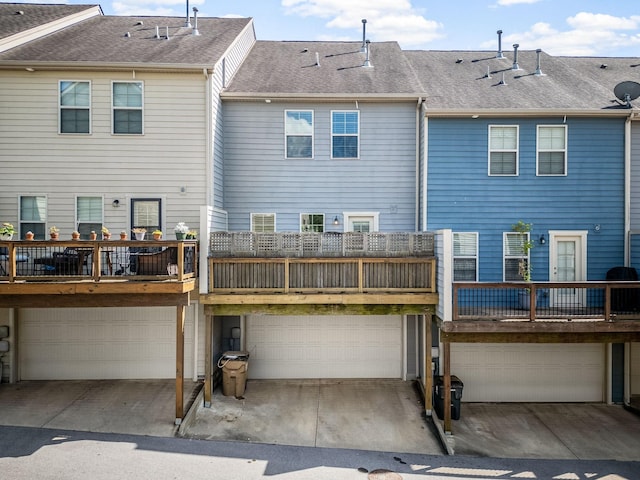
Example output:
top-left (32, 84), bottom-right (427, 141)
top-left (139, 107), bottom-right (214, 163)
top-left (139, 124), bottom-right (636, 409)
top-left (223, 102), bottom-right (417, 232)
top-left (427, 117), bottom-right (626, 282)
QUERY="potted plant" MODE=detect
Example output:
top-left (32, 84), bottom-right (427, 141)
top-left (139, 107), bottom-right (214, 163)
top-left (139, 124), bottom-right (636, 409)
top-left (174, 222), bottom-right (189, 240)
top-left (49, 225), bottom-right (60, 240)
top-left (120, 230), bottom-right (127, 240)
top-left (25, 231), bottom-right (34, 241)
top-left (0, 222), bottom-right (15, 240)
top-left (152, 229), bottom-right (163, 240)
top-left (132, 227), bottom-right (146, 240)
top-left (512, 220), bottom-right (535, 308)
top-left (89, 230), bottom-right (98, 240)
top-left (101, 226), bottom-right (111, 240)
top-left (186, 230), bottom-right (198, 240)
top-left (71, 231), bottom-right (81, 240)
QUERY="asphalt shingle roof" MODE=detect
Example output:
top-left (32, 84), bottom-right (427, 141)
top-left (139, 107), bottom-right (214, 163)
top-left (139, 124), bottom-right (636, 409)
top-left (223, 40), bottom-right (425, 97)
top-left (0, 2), bottom-right (98, 41)
top-left (404, 50), bottom-right (640, 112)
top-left (0, 14), bottom-right (252, 67)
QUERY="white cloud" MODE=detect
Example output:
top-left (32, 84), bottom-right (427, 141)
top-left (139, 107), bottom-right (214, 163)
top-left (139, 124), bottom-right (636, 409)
top-left (112, 0), bottom-right (205, 16)
top-left (481, 12), bottom-right (640, 56)
top-left (281, 0), bottom-right (442, 47)
top-left (496, 0), bottom-right (541, 5)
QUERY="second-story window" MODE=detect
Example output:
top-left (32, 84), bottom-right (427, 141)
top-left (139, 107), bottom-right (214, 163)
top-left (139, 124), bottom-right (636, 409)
top-left (285, 110), bottom-right (313, 158)
top-left (453, 232), bottom-right (478, 281)
top-left (300, 214), bottom-right (324, 232)
top-left (489, 125), bottom-right (518, 175)
top-left (113, 81), bottom-right (143, 134)
top-left (332, 110), bottom-right (359, 159)
top-left (537, 125), bottom-right (567, 175)
top-left (251, 213), bottom-right (275, 233)
top-left (76, 196), bottom-right (103, 239)
top-left (59, 81), bottom-right (90, 134)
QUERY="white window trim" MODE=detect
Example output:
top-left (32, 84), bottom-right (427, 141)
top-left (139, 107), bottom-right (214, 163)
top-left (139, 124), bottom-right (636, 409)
top-left (284, 110), bottom-right (314, 159)
top-left (536, 124), bottom-right (568, 176)
top-left (59, 80), bottom-right (91, 135)
top-left (503, 231), bottom-right (530, 281)
top-left (343, 212), bottom-right (379, 232)
top-left (453, 232), bottom-right (478, 282)
top-left (488, 125), bottom-right (519, 176)
top-left (251, 213), bottom-right (276, 232)
top-left (331, 110), bottom-right (360, 160)
top-left (111, 80), bottom-right (144, 135)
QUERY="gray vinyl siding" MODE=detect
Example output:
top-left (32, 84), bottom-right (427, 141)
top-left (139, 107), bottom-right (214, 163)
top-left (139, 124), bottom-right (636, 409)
top-left (0, 71), bottom-right (208, 235)
top-left (222, 101), bottom-right (418, 232)
top-left (631, 121), bottom-right (640, 230)
top-left (212, 24), bottom-right (256, 210)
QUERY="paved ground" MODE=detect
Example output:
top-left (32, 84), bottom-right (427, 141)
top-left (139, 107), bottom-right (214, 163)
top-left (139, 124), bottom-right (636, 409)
top-left (2, 379), bottom-right (640, 462)
top-left (180, 379), bottom-right (443, 455)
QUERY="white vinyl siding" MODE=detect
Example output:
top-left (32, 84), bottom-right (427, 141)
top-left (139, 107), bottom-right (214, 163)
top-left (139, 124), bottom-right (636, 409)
top-left (19, 195), bottom-right (47, 240)
top-left (112, 81), bottom-right (143, 134)
top-left (331, 110), bottom-right (359, 159)
top-left (537, 125), bottom-right (567, 175)
top-left (76, 196), bottom-right (103, 239)
top-left (251, 213), bottom-right (275, 232)
top-left (59, 80), bottom-right (90, 134)
top-left (504, 231), bottom-right (530, 281)
top-left (453, 232), bottom-right (478, 281)
top-left (489, 125), bottom-right (518, 175)
top-left (285, 110), bottom-right (313, 158)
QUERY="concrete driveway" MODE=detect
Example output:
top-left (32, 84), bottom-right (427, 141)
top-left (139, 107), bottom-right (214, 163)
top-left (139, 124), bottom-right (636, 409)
top-left (179, 379), bottom-right (443, 455)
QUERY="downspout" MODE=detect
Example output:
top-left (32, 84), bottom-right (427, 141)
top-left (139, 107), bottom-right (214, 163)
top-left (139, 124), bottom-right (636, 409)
top-left (204, 68), bottom-right (213, 207)
top-left (624, 114), bottom-right (631, 265)
top-left (415, 97), bottom-right (422, 231)
top-left (423, 109), bottom-right (429, 231)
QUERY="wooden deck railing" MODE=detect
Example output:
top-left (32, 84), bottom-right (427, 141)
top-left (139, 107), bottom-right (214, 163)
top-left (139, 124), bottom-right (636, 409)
top-left (453, 282), bottom-right (640, 322)
top-left (209, 257), bottom-right (436, 294)
top-left (0, 240), bottom-right (197, 283)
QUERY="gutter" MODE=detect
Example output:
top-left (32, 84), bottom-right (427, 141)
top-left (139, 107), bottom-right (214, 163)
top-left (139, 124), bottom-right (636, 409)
top-left (220, 92), bottom-right (429, 103)
top-left (424, 109), bottom-right (633, 118)
top-left (0, 61), bottom-right (216, 74)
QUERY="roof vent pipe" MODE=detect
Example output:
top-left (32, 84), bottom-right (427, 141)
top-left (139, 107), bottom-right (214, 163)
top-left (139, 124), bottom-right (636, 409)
top-left (165, 26), bottom-right (170, 40)
top-left (534, 48), bottom-right (545, 76)
top-left (361, 19), bottom-right (367, 53)
top-left (363, 40), bottom-right (373, 68)
top-left (192, 7), bottom-right (200, 36)
top-left (315, 52), bottom-right (320, 67)
top-left (184, 0), bottom-right (191, 28)
top-left (155, 26), bottom-right (160, 39)
top-left (496, 30), bottom-right (504, 59)
top-left (512, 43), bottom-right (521, 70)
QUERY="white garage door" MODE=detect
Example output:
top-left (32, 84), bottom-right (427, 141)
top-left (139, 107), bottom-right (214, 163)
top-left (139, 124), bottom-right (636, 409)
top-left (451, 343), bottom-right (605, 402)
top-left (245, 315), bottom-right (402, 379)
top-left (20, 307), bottom-right (195, 380)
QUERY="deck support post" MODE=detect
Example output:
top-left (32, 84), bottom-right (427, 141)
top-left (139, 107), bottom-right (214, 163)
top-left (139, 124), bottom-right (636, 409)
top-left (204, 313), bottom-right (213, 407)
top-left (425, 313), bottom-right (433, 415)
top-left (443, 340), bottom-right (452, 434)
top-left (175, 304), bottom-right (186, 425)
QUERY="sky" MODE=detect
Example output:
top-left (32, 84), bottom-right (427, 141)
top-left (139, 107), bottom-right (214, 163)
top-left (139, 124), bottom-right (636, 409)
top-left (11, 0), bottom-right (640, 57)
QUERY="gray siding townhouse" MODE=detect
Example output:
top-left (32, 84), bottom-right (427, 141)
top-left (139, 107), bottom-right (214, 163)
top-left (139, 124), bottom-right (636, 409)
top-left (0, 3), bottom-right (255, 423)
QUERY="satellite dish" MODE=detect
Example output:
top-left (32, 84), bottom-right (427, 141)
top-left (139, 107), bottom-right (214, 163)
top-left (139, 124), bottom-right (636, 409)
top-left (614, 81), bottom-right (640, 107)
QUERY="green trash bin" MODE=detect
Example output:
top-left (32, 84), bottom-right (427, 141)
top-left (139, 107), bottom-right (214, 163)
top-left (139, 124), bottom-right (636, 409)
top-left (434, 375), bottom-right (464, 420)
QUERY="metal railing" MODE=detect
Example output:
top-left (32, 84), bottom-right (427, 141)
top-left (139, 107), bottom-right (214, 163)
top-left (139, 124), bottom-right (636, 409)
top-left (453, 282), bottom-right (640, 321)
top-left (0, 240), bottom-right (197, 282)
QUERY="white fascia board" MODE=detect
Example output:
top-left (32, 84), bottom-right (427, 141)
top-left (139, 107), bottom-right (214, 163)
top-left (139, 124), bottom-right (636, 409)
top-left (424, 108), bottom-right (634, 118)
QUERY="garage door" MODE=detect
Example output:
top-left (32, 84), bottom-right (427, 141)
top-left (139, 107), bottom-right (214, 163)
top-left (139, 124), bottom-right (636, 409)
top-left (20, 307), bottom-right (195, 380)
top-left (451, 343), bottom-right (605, 402)
top-left (245, 315), bottom-right (402, 379)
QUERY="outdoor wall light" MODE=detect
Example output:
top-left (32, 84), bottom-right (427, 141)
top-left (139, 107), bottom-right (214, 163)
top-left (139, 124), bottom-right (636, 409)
top-left (594, 224), bottom-right (601, 232)
top-left (333, 216), bottom-right (340, 226)
top-left (539, 234), bottom-right (546, 245)
top-left (112, 199), bottom-right (120, 208)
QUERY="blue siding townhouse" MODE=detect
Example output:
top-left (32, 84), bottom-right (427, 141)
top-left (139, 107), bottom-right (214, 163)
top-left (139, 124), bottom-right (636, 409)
top-left (406, 47), bottom-right (640, 408)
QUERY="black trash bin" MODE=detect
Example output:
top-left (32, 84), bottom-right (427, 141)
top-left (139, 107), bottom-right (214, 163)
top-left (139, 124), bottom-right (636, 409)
top-left (434, 375), bottom-right (464, 420)
top-left (606, 266), bottom-right (639, 312)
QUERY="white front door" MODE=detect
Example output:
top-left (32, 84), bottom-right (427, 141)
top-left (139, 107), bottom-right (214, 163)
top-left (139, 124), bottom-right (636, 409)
top-left (344, 212), bottom-right (379, 232)
top-left (549, 231), bottom-right (587, 307)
